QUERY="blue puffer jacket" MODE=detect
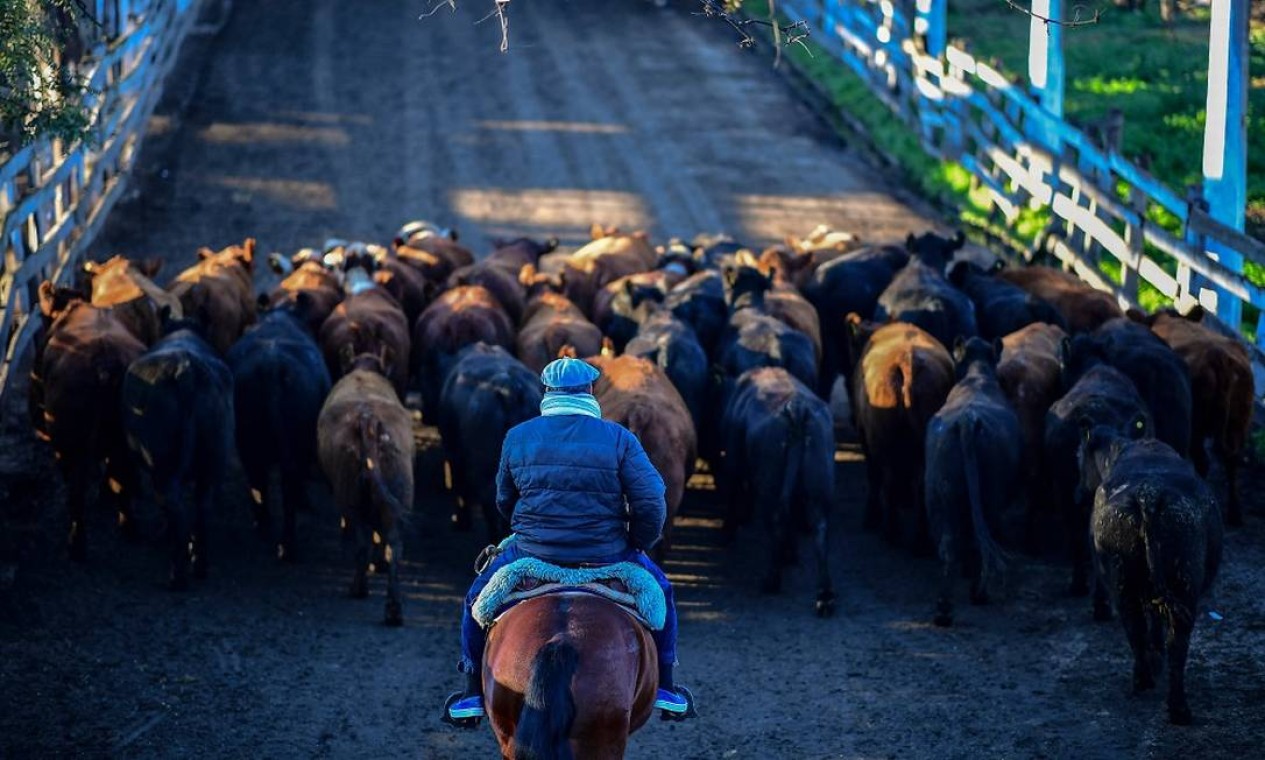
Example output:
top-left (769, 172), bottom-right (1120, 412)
top-left (496, 414), bottom-right (667, 564)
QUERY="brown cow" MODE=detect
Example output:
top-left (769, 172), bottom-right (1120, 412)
top-left (562, 226), bottom-right (658, 316)
top-left (168, 239), bottom-right (257, 354)
top-left (997, 322), bottom-right (1068, 539)
top-left (319, 273), bottom-right (411, 399)
top-left (367, 247), bottom-right (434, 325)
top-left (587, 353), bottom-right (697, 560)
top-left (758, 226), bottom-right (861, 291)
top-left (849, 316), bottom-right (955, 548)
top-left (317, 355), bottom-right (415, 626)
top-left (1133, 306), bottom-right (1254, 526)
top-left (998, 266), bottom-right (1122, 334)
top-left (34, 283), bottom-right (146, 561)
top-left (413, 285), bottom-right (516, 417)
top-left (517, 289), bottom-right (602, 374)
top-left (266, 260), bottom-right (343, 333)
top-left (81, 256), bottom-right (182, 346)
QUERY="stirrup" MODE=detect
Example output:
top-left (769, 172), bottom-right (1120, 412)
top-left (442, 692), bottom-right (483, 728)
top-left (657, 685), bottom-right (698, 721)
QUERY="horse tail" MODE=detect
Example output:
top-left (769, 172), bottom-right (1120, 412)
top-left (513, 636), bottom-right (578, 760)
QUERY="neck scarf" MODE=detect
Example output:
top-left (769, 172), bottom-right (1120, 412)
top-left (540, 392), bottom-right (602, 419)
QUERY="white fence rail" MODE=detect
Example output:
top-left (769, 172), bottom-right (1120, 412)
top-left (0, 0), bottom-right (204, 399)
top-left (780, 0), bottom-right (1265, 393)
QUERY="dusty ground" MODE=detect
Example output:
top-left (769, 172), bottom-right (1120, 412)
top-left (2, 0), bottom-right (1264, 758)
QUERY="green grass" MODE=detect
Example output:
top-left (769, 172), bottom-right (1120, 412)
top-left (947, 1), bottom-right (1265, 239)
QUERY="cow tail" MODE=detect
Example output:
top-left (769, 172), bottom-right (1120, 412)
top-left (960, 417), bottom-right (1005, 583)
top-left (1138, 497), bottom-right (1178, 623)
top-left (778, 398), bottom-right (809, 515)
top-left (513, 637), bottom-right (578, 760)
top-left (888, 361), bottom-right (912, 410)
top-left (357, 414), bottom-right (406, 525)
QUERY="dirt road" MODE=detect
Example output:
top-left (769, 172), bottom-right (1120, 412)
top-left (3, 1), bottom-right (1264, 758)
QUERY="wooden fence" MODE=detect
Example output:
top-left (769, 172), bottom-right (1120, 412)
top-left (780, 0), bottom-right (1265, 394)
top-left (0, 0), bottom-right (204, 400)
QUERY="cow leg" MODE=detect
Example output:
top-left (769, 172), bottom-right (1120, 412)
top-left (1119, 593), bottom-right (1153, 694)
top-left (191, 480), bottom-right (212, 580)
top-left (63, 453), bottom-right (90, 563)
top-left (1165, 608), bottom-right (1194, 725)
top-left (759, 489), bottom-right (786, 595)
top-left (1218, 442), bottom-right (1243, 527)
top-left (933, 529), bottom-right (957, 627)
top-left (879, 468), bottom-right (902, 546)
top-left (244, 462), bottom-right (272, 542)
top-left (446, 456), bottom-right (472, 533)
top-left (1189, 436), bottom-right (1210, 478)
top-left (862, 450), bottom-right (882, 532)
top-left (1069, 506), bottom-right (1092, 597)
top-left (811, 507), bottom-right (835, 618)
top-left (162, 484), bottom-right (191, 592)
top-left (104, 444), bottom-right (140, 542)
top-left (278, 468), bottom-right (305, 562)
top-left (383, 529), bottom-right (404, 627)
top-left (911, 475), bottom-right (933, 557)
top-left (348, 522), bottom-right (370, 599)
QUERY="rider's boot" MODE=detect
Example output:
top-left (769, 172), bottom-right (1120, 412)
top-left (655, 663), bottom-right (697, 720)
top-left (443, 671), bottom-right (485, 727)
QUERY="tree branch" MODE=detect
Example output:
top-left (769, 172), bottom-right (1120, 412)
top-left (694, 0), bottom-right (811, 53)
top-left (999, 0), bottom-right (1105, 29)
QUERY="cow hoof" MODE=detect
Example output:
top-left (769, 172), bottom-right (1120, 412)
top-left (1168, 704), bottom-right (1192, 726)
top-left (1093, 603), bottom-right (1113, 623)
top-left (933, 612), bottom-right (953, 628)
top-left (814, 594), bottom-right (836, 618)
top-left (384, 601), bottom-right (404, 627)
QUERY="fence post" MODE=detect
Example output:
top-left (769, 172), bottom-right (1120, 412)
top-left (1026, 0), bottom-right (1064, 150)
top-left (1200, 0), bottom-right (1249, 327)
top-left (915, 0), bottom-right (946, 57)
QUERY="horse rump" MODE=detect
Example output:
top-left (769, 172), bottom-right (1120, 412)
top-left (514, 636), bottom-right (579, 760)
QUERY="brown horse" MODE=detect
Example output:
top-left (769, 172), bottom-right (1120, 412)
top-left (483, 593), bottom-right (657, 760)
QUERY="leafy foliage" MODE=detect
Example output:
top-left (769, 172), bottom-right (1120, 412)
top-left (0, 0), bottom-right (93, 151)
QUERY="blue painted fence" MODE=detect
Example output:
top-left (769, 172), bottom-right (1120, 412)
top-left (0, 0), bottom-right (206, 397)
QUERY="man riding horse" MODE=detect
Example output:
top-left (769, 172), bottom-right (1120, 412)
top-left (445, 356), bottom-right (694, 723)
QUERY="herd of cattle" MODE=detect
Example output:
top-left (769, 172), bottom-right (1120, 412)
top-left (26, 219), bottom-right (1254, 724)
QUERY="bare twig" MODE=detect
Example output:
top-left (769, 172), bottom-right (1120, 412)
top-left (999, 0), bottom-right (1104, 29)
top-left (419, 0), bottom-right (510, 52)
top-left (418, 0), bottom-right (456, 20)
top-left (694, 0), bottom-right (811, 53)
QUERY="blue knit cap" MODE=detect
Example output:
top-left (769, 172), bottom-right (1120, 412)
top-left (540, 357), bottom-right (600, 389)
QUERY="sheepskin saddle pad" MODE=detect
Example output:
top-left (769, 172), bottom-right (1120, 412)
top-left (472, 557), bottom-right (666, 630)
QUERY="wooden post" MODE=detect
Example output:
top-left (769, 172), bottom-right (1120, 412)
top-left (1027, 0), bottom-right (1064, 150)
top-left (1200, 0), bottom-right (1249, 326)
top-left (915, 0), bottom-right (946, 57)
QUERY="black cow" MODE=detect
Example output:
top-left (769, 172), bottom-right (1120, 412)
top-left (1045, 341), bottom-right (1152, 605)
top-left (625, 284), bottom-right (709, 439)
top-left (226, 300), bottom-right (332, 561)
top-left (437, 344), bottom-right (542, 541)
top-left (874, 257), bottom-right (978, 353)
top-left (947, 260), bottom-right (1067, 339)
top-left (122, 318), bottom-right (234, 590)
top-left (719, 367), bottom-right (835, 615)
top-left (924, 337), bottom-right (1021, 626)
top-left (665, 270), bottom-right (728, 359)
top-left (1086, 318), bottom-right (1194, 458)
top-left (1079, 422), bottom-right (1222, 725)
top-left (717, 265), bottom-right (818, 391)
top-left (803, 243), bottom-right (909, 393)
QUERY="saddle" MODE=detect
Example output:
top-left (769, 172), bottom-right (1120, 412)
top-left (472, 556), bottom-right (666, 630)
